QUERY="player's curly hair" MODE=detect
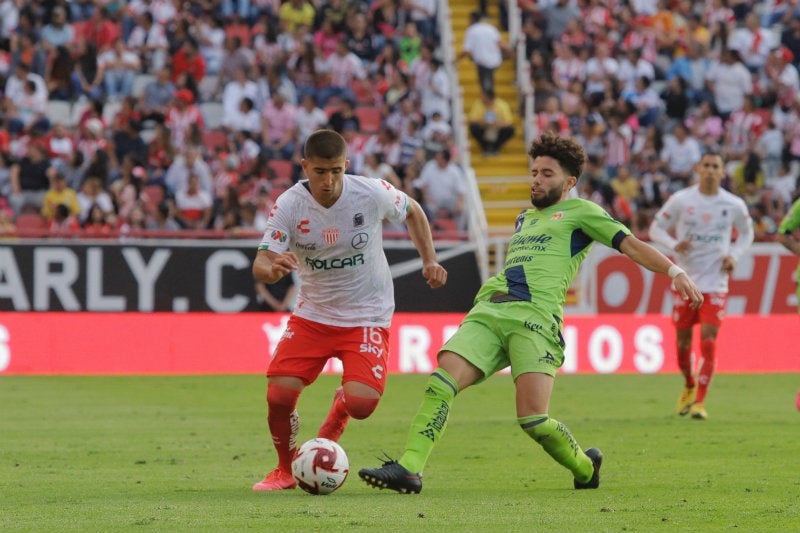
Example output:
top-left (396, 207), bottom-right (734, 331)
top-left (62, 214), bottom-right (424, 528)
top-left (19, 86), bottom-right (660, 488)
top-left (528, 133), bottom-right (586, 180)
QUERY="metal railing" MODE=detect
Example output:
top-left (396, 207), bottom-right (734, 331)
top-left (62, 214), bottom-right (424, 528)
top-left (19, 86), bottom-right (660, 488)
top-left (438, 0), bottom-right (491, 281)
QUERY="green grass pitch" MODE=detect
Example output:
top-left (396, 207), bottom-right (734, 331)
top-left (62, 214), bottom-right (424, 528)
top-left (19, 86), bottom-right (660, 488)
top-left (2, 373), bottom-right (799, 532)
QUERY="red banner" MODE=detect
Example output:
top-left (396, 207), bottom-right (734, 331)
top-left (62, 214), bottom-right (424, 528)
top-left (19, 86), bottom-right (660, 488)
top-left (1, 313), bottom-right (797, 375)
top-left (582, 244), bottom-right (799, 315)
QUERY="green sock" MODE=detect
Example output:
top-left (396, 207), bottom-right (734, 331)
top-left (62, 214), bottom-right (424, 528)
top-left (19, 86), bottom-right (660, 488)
top-left (399, 369), bottom-right (458, 474)
top-left (519, 414), bottom-right (593, 483)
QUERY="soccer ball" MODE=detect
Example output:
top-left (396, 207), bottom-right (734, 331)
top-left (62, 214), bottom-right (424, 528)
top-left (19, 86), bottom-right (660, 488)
top-left (291, 438), bottom-right (349, 495)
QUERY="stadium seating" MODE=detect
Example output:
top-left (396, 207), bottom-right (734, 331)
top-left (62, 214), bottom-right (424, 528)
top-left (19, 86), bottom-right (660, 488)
top-left (354, 107), bottom-right (382, 134)
top-left (103, 100), bottom-right (122, 125)
top-left (351, 79), bottom-right (376, 106)
top-left (197, 75), bottom-right (219, 102)
top-left (199, 102), bottom-right (224, 129)
top-left (15, 213), bottom-right (48, 235)
top-left (324, 105), bottom-right (340, 119)
top-left (70, 99), bottom-right (91, 128)
top-left (203, 130), bottom-right (229, 154)
top-left (267, 159), bottom-right (294, 181)
top-left (131, 74), bottom-right (155, 98)
top-left (46, 101), bottom-right (73, 128)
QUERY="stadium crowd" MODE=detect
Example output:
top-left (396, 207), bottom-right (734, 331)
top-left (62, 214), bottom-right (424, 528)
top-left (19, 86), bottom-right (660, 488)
top-left (523, 0), bottom-right (800, 241)
top-left (0, 0), bottom-right (460, 237)
top-left (0, 0), bottom-right (799, 243)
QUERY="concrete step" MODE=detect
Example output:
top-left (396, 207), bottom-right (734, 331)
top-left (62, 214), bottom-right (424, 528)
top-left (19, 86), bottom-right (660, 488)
top-left (478, 181), bottom-right (530, 201)
top-left (458, 68), bottom-right (517, 83)
top-left (485, 205), bottom-right (528, 224)
top-left (472, 162), bottom-right (527, 178)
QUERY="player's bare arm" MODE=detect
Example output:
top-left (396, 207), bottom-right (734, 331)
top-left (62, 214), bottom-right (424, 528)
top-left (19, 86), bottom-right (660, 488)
top-left (404, 198), bottom-right (448, 288)
top-left (253, 249), bottom-right (299, 285)
top-left (777, 232), bottom-right (800, 255)
top-left (619, 235), bottom-right (704, 309)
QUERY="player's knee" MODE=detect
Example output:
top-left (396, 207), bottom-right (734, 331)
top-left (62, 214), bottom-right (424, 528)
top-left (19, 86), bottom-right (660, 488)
top-left (343, 394), bottom-right (380, 420)
top-left (267, 383), bottom-right (301, 409)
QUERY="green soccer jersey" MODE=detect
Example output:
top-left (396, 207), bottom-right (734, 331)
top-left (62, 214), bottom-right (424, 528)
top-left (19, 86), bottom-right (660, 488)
top-left (778, 198), bottom-right (800, 236)
top-left (778, 198), bottom-right (800, 296)
top-left (476, 198), bottom-right (632, 328)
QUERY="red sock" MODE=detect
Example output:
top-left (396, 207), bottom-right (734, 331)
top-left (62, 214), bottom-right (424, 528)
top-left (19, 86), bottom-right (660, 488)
top-left (695, 339), bottom-right (716, 403)
top-left (267, 384), bottom-right (301, 472)
top-left (318, 388), bottom-right (350, 442)
top-left (318, 388), bottom-right (380, 441)
top-left (677, 347), bottom-right (695, 388)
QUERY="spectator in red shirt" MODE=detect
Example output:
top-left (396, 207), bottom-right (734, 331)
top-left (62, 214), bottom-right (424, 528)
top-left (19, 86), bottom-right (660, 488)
top-left (75, 6), bottom-right (120, 52)
top-left (82, 203), bottom-right (115, 237)
top-left (171, 38), bottom-right (207, 86)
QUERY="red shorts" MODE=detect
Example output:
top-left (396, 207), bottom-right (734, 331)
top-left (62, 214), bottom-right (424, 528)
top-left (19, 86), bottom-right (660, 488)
top-left (671, 291), bottom-right (727, 329)
top-left (267, 315), bottom-right (390, 394)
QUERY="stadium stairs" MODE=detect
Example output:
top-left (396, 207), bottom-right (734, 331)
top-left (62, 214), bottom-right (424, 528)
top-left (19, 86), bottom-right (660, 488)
top-left (450, 2), bottom-right (529, 239)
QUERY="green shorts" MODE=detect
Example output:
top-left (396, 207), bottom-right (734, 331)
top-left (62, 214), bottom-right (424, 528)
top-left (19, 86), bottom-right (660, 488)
top-left (441, 300), bottom-right (565, 381)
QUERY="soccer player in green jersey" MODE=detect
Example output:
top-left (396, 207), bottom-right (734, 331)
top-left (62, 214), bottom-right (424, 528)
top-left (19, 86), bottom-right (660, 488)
top-left (777, 197), bottom-right (800, 306)
top-left (359, 133), bottom-right (704, 493)
top-left (776, 197), bottom-right (800, 410)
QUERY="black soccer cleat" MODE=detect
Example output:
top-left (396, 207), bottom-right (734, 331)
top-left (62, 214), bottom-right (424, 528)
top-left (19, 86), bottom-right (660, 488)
top-left (573, 447), bottom-right (603, 489)
top-left (358, 458), bottom-right (422, 494)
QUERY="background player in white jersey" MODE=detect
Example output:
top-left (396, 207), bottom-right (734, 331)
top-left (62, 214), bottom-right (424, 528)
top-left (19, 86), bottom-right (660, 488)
top-left (649, 152), bottom-right (754, 420)
top-left (251, 129), bottom-right (448, 491)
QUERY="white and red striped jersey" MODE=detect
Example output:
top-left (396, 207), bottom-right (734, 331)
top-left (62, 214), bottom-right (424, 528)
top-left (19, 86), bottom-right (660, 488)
top-left (604, 126), bottom-right (632, 167)
top-left (258, 175), bottom-right (411, 327)
top-left (725, 109), bottom-right (765, 153)
top-left (551, 57), bottom-right (586, 89)
top-left (165, 104), bottom-right (205, 151)
top-left (322, 51), bottom-right (367, 88)
top-left (650, 185), bottom-right (754, 293)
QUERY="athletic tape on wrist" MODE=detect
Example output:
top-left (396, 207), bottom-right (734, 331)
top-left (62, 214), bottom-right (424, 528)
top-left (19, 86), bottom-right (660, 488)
top-left (668, 265), bottom-right (686, 279)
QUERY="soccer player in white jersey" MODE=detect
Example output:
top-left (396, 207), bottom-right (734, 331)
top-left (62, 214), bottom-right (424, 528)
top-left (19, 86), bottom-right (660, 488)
top-left (649, 152), bottom-right (754, 420)
top-left (251, 129), bottom-right (448, 491)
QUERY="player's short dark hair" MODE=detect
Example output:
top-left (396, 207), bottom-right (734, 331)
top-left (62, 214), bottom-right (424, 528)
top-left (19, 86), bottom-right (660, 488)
top-left (528, 133), bottom-right (586, 179)
top-left (304, 129), bottom-right (347, 159)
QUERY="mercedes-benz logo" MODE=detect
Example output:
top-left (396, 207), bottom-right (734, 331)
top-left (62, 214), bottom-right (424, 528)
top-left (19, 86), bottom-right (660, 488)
top-left (351, 232), bottom-right (368, 249)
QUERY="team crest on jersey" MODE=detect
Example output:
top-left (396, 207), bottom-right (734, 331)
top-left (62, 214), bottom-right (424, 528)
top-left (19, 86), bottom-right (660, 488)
top-left (271, 230), bottom-right (287, 243)
top-left (550, 212), bottom-right (564, 221)
top-left (354, 213), bottom-right (364, 227)
top-left (323, 228), bottom-right (340, 245)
